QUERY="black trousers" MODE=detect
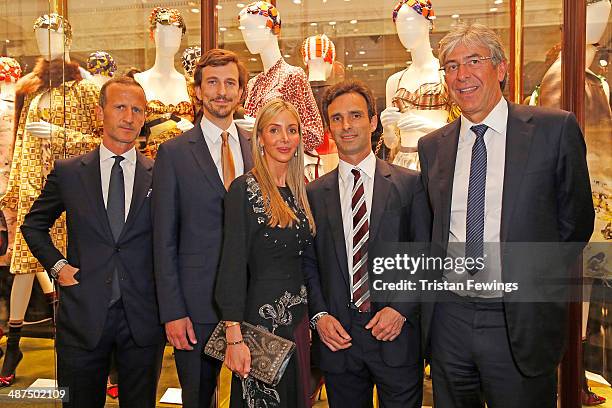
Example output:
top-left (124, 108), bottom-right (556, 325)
top-left (431, 295), bottom-right (557, 408)
top-left (173, 322), bottom-right (221, 408)
top-left (323, 308), bottom-right (423, 408)
top-left (56, 300), bottom-right (164, 408)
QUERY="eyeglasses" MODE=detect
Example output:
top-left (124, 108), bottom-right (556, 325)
top-left (440, 56), bottom-right (494, 75)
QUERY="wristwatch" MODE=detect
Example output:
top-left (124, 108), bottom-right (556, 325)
top-left (49, 259), bottom-right (69, 279)
top-left (309, 311), bottom-right (329, 330)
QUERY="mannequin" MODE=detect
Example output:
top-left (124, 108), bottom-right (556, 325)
top-left (181, 46), bottom-right (201, 79)
top-left (0, 14), bottom-right (100, 386)
top-left (539, 0), bottom-right (612, 395)
top-left (134, 7), bottom-right (194, 158)
top-left (301, 34), bottom-right (338, 180)
top-left (86, 50), bottom-right (117, 89)
top-left (379, 0), bottom-right (457, 170)
top-left (238, 1), bottom-right (324, 153)
top-left (0, 58), bottom-right (21, 272)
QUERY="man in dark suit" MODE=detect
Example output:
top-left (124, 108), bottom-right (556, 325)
top-left (418, 24), bottom-right (595, 407)
top-left (21, 76), bottom-right (164, 407)
top-left (152, 48), bottom-right (253, 408)
top-left (304, 80), bottom-right (431, 407)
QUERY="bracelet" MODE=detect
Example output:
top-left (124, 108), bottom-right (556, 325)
top-left (226, 339), bottom-right (244, 346)
top-left (224, 321), bottom-right (240, 328)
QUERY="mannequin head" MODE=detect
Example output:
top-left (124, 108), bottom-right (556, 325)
top-left (33, 13), bottom-right (72, 60)
top-left (86, 51), bottom-right (117, 78)
top-left (149, 7), bottom-right (185, 56)
top-left (0, 57), bottom-right (22, 84)
top-left (393, 0), bottom-right (435, 51)
top-left (239, 2), bottom-right (281, 55)
top-left (182, 46), bottom-right (202, 77)
top-left (301, 34), bottom-right (336, 81)
top-left (586, 0), bottom-right (611, 45)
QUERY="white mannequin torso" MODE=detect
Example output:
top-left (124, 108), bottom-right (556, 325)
top-left (382, 5), bottom-right (448, 149)
top-left (134, 24), bottom-right (189, 106)
top-left (35, 28), bottom-right (69, 110)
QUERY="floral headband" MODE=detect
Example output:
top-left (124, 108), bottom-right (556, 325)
top-left (149, 7), bottom-right (186, 40)
top-left (33, 13), bottom-right (73, 46)
top-left (392, 0), bottom-right (435, 24)
top-left (181, 46), bottom-right (202, 77)
top-left (301, 34), bottom-right (336, 65)
top-left (0, 57), bottom-right (22, 83)
top-left (239, 2), bottom-right (281, 36)
top-left (86, 51), bottom-right (117, 77)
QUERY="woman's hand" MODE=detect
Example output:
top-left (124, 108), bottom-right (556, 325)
top-left (224, 324), bottom-right (251, 378)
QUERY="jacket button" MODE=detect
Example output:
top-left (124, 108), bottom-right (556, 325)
top-left (106, 279), bottom-right (111, 284)
top-left (115, 247), bottom-right (120, 252)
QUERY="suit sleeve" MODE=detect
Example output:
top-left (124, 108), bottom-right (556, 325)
top-left (556, 113), bottom-right (594, 244)
top-left (152, 143), bottom-right (188, 323)
top-left (215, 178), bottom-right (250, 322)
top-left (303, 240), bottom-right (328, 318)
top-left (20, 163), bottom-right (66, 273)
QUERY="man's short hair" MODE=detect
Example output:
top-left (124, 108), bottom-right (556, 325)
top-left (99, 76), bottom-right (146, 107)
top-left (321, 80), bottom-right (377, 128)
top-left (193, 48), bottom-right (248, 91)
top-left (438, 23), bottom-right (507, 89)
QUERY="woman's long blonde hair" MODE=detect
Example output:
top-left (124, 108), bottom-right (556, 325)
top-left (251, 99), bottom-right (316, 235)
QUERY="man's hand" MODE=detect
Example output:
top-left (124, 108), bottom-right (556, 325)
top-left (57, 264), bottom-right (79, 287)
top-left (365, 307), bottom-right (406, 341)
top-left (165, 317), bottom-right (197, 350)
top-left (316, 314), bottom-right (352, 352)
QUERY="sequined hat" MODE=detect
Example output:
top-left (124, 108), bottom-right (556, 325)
top-left (0, 57), bottom-right (22, 83)
top-left (86, 51), bottom-right (117, 77)
top-left (33, 13), bottom-right (73, 46)
top-left (301, 34), bottom-right (336, 65)
top-left (181, 46), bottom-right (202, 77)
top-left (239, 2), bottom-right (282, 36)
top-left (392, 0), bottom-right (435, 24)
top-left (149, 7), bottom-right (187, 40)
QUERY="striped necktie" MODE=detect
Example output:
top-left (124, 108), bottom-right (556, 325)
top-left (465, 124), bottom-right (488, 275)
top-left (351, 168), bottom-right (370, 312)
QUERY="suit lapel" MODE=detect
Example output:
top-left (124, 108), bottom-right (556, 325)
top-left (120, 152), bottom-right (152, 240)
top-left (500, 103), bottom-right (534, 241)
top-left (238, 127), bottom-right (254, 172)
top-left (188, 124), bottom-right (226, 197)
top-left (78, 148), bottom-right (114, 242)
top-left (324, 170), bottom-right (350, 289)
top-left (437, 120), bottom-right (461, 248)
top-left (369, 159), bottom-right (392, 247)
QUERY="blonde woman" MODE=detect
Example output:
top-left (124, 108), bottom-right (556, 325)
top-left (215, 98), bottom-right (316, 408)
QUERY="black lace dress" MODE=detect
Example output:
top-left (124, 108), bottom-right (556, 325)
top-left (215, 172), bottom-right (313, 408)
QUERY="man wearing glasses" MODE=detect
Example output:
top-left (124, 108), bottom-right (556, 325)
top-left (418, 23), bottom-right (594, 407)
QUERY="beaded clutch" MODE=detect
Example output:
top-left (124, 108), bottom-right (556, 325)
top-left (203, 321), bottom-right (296, 386)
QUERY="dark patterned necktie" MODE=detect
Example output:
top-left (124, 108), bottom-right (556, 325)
top-left (107, 155), bottom-right (124, 305)
top-left (465, 124), bottom-right (488, 275)
top-left (351, 169), bottom-right (370, 312)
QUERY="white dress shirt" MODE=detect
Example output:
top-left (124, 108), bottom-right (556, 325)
top-left (100, 143), bottom-right (136, 222)
top-left (446, 97), bottom-right (508, 297)
top-left (200, 115), bottom-right (245, 181)
top-left (338, 151), bottom-right (376, 302)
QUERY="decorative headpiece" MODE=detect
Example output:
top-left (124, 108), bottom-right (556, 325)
top-left (181, 46), bottom-right (202, 77)
top-left (149, 7), bottom-right (186, 40)
top-left (239, 2), bottom-right (281, 36)
top-left (587, 0), bottom-right (611, 5)
top-left (33, 13), bottom-right (73, 46)
top-left (392, 0), bottom-right (435, 24)
top-left (86, 51), bottom-right (117, 77)
top-left (301, 35), bottom-right (336, 65)
top-left (0, 57), bottom-right (22, 83)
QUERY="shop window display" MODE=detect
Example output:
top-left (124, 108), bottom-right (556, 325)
top-left (0, 0), bottom-right (608, 405)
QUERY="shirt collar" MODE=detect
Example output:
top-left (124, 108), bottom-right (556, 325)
top-left (200, 114), bottom-right (239, 144)
top-left (338, 151), bottom-right (376, 186)
top-left (100, 142), bottom-right (136, 164)
top-left (460, 97), bottom-right (508, 138)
